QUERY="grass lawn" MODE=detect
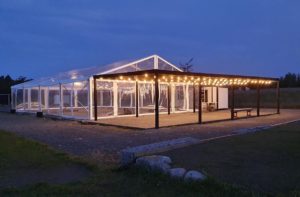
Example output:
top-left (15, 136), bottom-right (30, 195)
top-left (0, 130), bottom-right (252, 197)
top-left (164, 121), bottom-right (300, 196)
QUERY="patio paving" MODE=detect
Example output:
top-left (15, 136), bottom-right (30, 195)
top-left (95, 109), bottom-right (277, 129)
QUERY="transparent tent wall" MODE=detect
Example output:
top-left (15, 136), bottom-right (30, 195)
top-left (48, 84), bottom-right (60, 115)
top-left (72, 81), bottom-right (89, 119)
top-left (16, 88), bottom-right (24, 110)
top-left (139, 83), bottom-right (154, 114)
top-left (96, 81), bottom-right (114, 117)
top-left (118, 82), bottom-right (136, 116)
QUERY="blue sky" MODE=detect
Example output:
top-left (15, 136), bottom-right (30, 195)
top-left (0, 0), bottom-right (299, 79)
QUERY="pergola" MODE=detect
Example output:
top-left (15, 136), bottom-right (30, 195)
top-left (94, 69), bottom-right (280, 129)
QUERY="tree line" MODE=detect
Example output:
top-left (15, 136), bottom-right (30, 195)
top-left (0, 75), bottom-right (31, 94)
top-left (279, 73), bottom-right (300, 87)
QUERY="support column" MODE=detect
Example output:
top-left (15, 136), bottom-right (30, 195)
top-left (28, 88), bottom-right (31, 109)
top-left (23, 87), bottom-right (25, 110)
top-left (193, 83), bottom-right (196, 113)
top-left (38, 85), bottom-right (42, 112)
top-left (257, 85), bottom-right (260, 117)
top-left (88, 78), bottom-right (93, 119)
top-left (154, 73), bottom-right (159, 129)
top-left (171, 84), bottom-right (175, 112)
top-left (186, 84), bottom-right (189, 110)
top-left (113, 81), bottom-right (118, 116)
top-left (135, 80), bottom-right (139, 117)
top-left (59, 83), bottom-right (63, 115)
top-left (276, 81), bottom-right (280, 114)
top-left (71, 83), bottom-right (74, 117)
top-left (231, 86), bottom-right (235, 120)
top-left (45, 87), bottom-right (49, 113)
top-left (216, 87), bottom-right (219, 110)
top-left (167, 83), bottom-right (171, 115)
top-left (94, 77), bottom-right (98, 121)
top-left (198, 85), bottom-right (202, 124)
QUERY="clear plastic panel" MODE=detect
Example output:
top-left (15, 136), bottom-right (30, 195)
top-left (24, 89), bottom-right (29, 109)
top-left (30, 88), bottom-right (39, 110)
top-left (139, 82), bottom-right (154, 114)
top-left (16, 89), bottom-right (23, 109)
top-left (118, 82), bottom-right (136, 115)
top-left (175, 84), bottom-right (186, 111)
top-left (48, 85), bottom-right (60, 115)
top-left (158, 58), bottom-right (176, 71)
top-left (73, 81), bottom-right (89, 119)
top-left (159, 83), bottom-right (168, 112)
top-left (62, 83), bottom-right (73, 117)
top-left (96, 81), bottom-right (114, 117)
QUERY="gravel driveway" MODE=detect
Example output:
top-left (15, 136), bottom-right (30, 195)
top-left (0, 109), bottom-right (299, 164)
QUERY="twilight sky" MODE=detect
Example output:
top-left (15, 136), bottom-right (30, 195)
top-left (0, 0), bottom-right (299, 79)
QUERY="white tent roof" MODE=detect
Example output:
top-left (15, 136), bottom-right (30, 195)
top-left (12, 55), bottom-right (182, 88)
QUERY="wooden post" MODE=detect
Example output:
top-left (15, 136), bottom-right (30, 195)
top-left (154, 74), bottom-right (159, 129)
top-left (257, 85), bottom-right (260, 117)
top-left (231, 86), bottom-right (235, 120)
top-left (93, 77), bottom-right (98, 121)
top-left (135, 80), bottom-right (139, 117)
top-left (198, 85), bottom-right (202, 124)
top-left (276, 81), bottom-right (280, 114)
top-left (193, 83), bottom-right (196, 113)
top-left (167, 83), bottom-right (171, 115)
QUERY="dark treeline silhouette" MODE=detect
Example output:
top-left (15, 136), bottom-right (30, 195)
top-left (279, 73), bottom-right (300, 88)
top-left (0, 75), bottom-right (31, 94)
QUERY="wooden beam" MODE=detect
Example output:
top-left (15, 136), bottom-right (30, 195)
top-left (276, 81), bottom-right (280, 114)
top-left (257, 85), bottom-right (260, 117)
top-left (167, 83), bottom-right (171, 115)
top-left (135, 80), bottom-right (139, 117)
top-left (93, 77), bottom-right (98, 121)
top-left (198, 85), bottom-right (202, 124)
top-left (154, 74), bottom-right (159, 129)
top-left (231, 86), bottom-right (235, 120)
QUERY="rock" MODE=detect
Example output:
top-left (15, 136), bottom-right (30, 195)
top-left (135, 155), bottom-right (172, 173)
top-left (168, 168), bottom-right (186, 178)
top-left (184, 170), bottom-right (206, 182)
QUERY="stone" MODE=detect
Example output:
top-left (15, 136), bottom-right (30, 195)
top-left (120, 137), bottom-right (200, 165)
top-left (184, 170), bottom-right (206, 182)
top-left (168, 168), bottom-right (186, 178)
top-left (135, 155), bottom-right (172, 173)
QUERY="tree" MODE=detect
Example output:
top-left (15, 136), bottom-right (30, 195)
top-left (279, 72), bottom-right (300, 87)
top-left (0, 75), bottom-right (31, 94)
top-left (179, 58), bottom-right (194, 72)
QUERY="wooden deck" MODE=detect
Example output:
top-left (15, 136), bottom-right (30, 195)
top-left (95, 109), bottom-right (277, 129)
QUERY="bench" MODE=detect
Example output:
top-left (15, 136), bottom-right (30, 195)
top-left (233, 108), bottom-right (252, 117)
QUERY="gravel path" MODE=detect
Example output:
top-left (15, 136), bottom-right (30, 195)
top-left (0, 110), bottom-right (299, 164)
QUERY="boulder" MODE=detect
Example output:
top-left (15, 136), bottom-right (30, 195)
top-left (135, 155), bottom-right (172, 173)
top-left (168, 168), bottom-right (186, 178)
top-left (184, 170), bottom-right (206, 182)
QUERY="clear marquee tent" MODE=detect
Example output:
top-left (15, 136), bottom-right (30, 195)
top-left (11, 54), bottom-right (278, 122)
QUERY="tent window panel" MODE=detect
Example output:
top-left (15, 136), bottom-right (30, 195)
top-left (118, 82), bottom-right (135, 115)
top-left (96, 81), bottom-right (114, 117)
top-left (159, 84), bottom-right (168, 112)
top-left (139, 83), bottom-right (154, 114)
top-left (175, 85), bottom-right (185, 111)
top-left (16, 89), bottom-right (23, 109)
top-left (30, 89), bottom-right (39, 110)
